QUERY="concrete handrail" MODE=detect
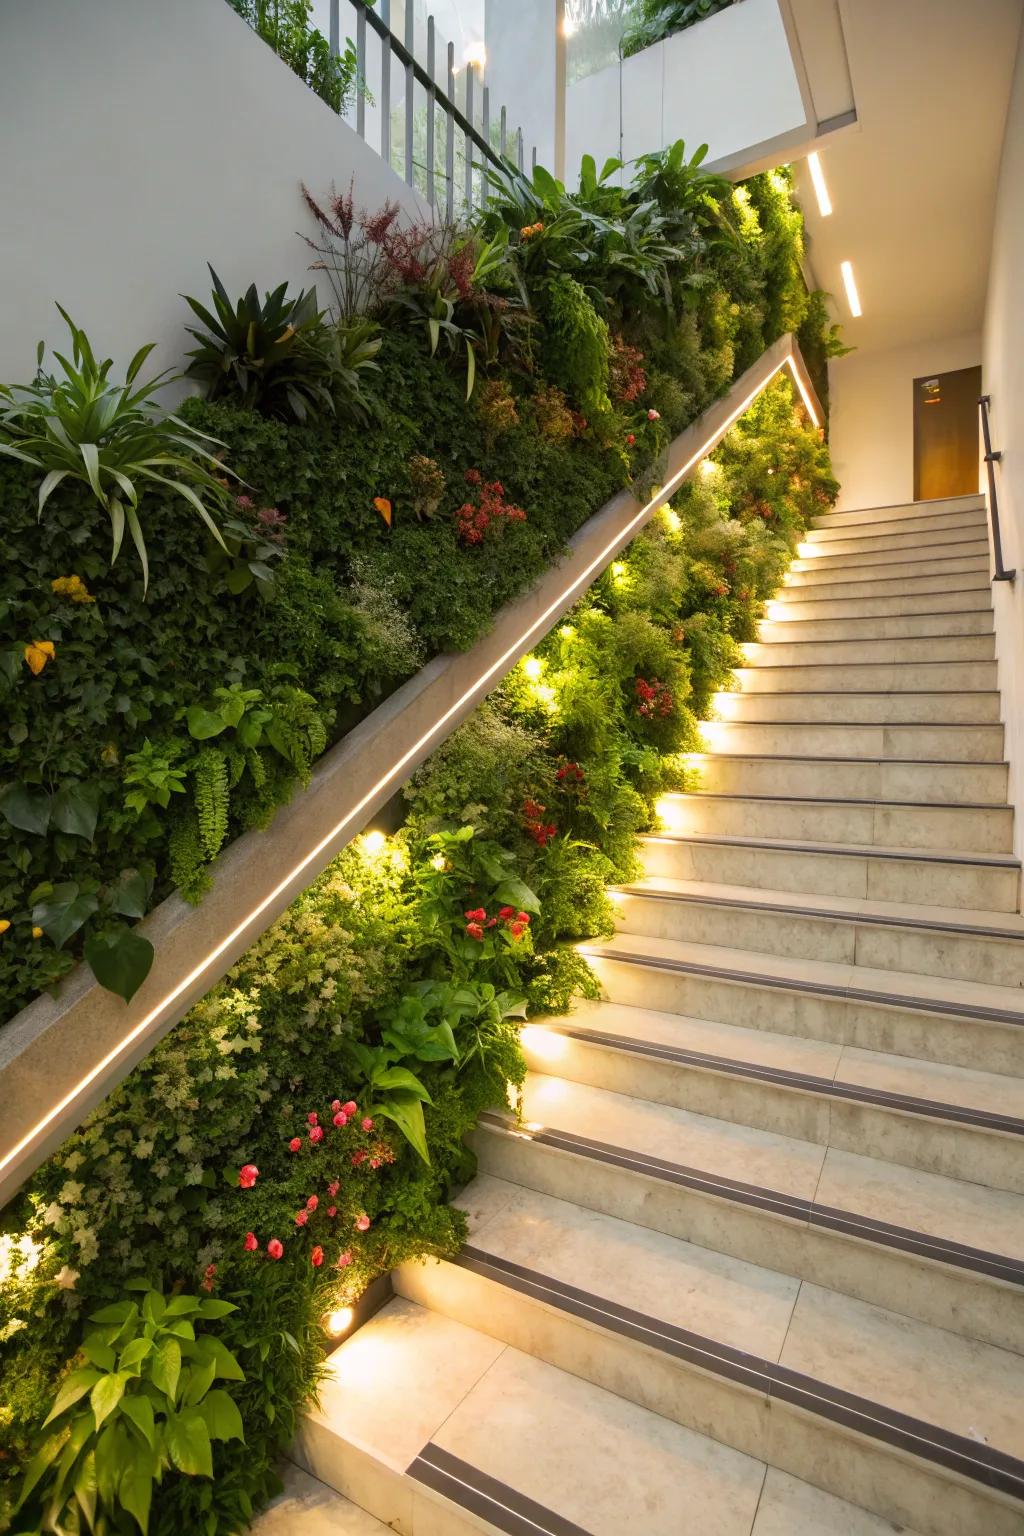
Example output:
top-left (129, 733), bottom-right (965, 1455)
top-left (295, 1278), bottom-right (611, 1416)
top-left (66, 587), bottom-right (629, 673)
top-left (0, 334), bottom-right (822, 1207)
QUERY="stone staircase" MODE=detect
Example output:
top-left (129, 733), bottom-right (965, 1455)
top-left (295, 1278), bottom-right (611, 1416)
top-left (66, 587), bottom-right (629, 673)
top-left (290, 492), bottom-right (1024, 1536)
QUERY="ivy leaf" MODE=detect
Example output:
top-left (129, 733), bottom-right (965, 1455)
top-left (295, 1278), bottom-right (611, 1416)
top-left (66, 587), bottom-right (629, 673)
top-left (0, 783), bottom-right (52, 836)
top-left (199, 1389), bottom-right (245, 1444)
top-left (33, 883), bottom-right (99, 949)
top-left (165, 1410), bottom-right (213, 1477)
top-left (185, 704), bottom-right (228, 740)
top-left (84, 927), bottom-right (154, 1004)
top-left (109, 869), bottom-right (152, 920)
top-left (51, 781), bottom-right (101, 841)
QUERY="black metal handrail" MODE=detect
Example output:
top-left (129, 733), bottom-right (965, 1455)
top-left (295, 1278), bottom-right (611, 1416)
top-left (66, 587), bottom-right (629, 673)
top-left (979, 394), bottom-right (1015, 583)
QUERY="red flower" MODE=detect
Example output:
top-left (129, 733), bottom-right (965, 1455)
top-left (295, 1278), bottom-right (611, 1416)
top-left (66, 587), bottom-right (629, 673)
top-left (327, 1205), bottom-right (337, 1218)
top-left (343, 1101), bottom-right (357, 1117)
top-left (466, 922), bottom-right (485, 941)
top-left (328, 1181), bottom-right (340, 1197)
top-left (238, 1163), bottom-right (259, 1189)
top-left (267, 1238), bottom-right (284, 1260)
top-left (626, 433), bottom-right (636, 447)
top-left (309, 1126), bottom-right (324, 1144)
top-left (244, 1232), bottom-right (259, 1252)
top-left (201, 1264), bottom-right (217, 1293)
top-left (295, 1209), bottom-right (309, 1227)
top-left (499, 905), bottom-right (516, 921)
top-left (361, 1117), bottom-right (374, 1132)
top-left (355, 1213), bottom-right (371, 1232)
top-left (331, 1099), bottom-right (342, 1112)
top-left (510, 922), bottom-right (527, 940)
top-left (516, 911), bottom-right (530, 925)
top-left (310, 1246), bottom-right (324, 1268)
top-left (307, 1111), bottom-right (319, 1126)
top-left (352, 1150), bottom-right (368, 1167)
top-left (464, 907), bottom-right (487, 922)
top-left (333, 1111), bottom-right (348, 1127)
top-left (337, 1250), bottom-right (353, 1268)
top-left (522, 799), bottom-right (546, 820)
top-left (288, 1137), bottom-right (301, 1153)
top-left (306, 1194), bottom-right (319, 1212)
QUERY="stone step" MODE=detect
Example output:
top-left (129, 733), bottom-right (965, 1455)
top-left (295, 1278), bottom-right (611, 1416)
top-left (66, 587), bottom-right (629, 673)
top-left (791, 538), bottom-right (990, 576)
top-left (708, 689), bottom-right (1002, 725)
top-left (767, 586), bottom-right (991, 620)
top-left (657, 791), bottom-right (1014, 852)
top-left (786, 557), bottom-right (991, 593)
top-left (756, 609), bottom-right (994, 643)
top-left (615, 878), bottom-right (1024, 988)
top-left (813, 494), bottom-right (985, 530)
top-left (475, 1071), bottom-right (1024, 1354)
top-left (250, 1465), bottom-right (390, 1535)
top-left (397, 1182), bottom-right (1024, 1536)
top-left (522, 995), bottom-right (1024, 1192)
top-left (295, 1296), bottom-right (932, 1536)
top-left (778, 570), bottom-right (989, 603)
top-left (804, 512), bottom-right (987, 556)
top-left (743, 633), bottom-right (995, 666)
top-left (694, 720), bottom-right (1005, 762)
top-left (583, 927), bottom-right (1024, 1074)
top-left (689, 753), bottom-right (1008, 803)
top-left (733, 659), bottom-right (998, 692)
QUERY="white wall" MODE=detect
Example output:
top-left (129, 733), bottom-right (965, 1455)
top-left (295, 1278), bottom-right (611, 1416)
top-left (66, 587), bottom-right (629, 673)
top-left (983, 24), bottom-right (1024, 873)
top-left (0, 0), bottom-right (424, 388)
top-left (565, 0), bottom-right (807, 178)
top-left (828, 334), bottom-right (982, 511)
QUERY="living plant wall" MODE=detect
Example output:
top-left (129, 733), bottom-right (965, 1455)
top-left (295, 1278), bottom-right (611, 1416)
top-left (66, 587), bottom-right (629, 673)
top-left (0, 139), bottom-right (839, 1534)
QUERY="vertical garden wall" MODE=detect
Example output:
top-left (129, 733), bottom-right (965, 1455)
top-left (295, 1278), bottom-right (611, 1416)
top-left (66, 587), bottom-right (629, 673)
top-left (0, 148), bottom-right (839, 1534)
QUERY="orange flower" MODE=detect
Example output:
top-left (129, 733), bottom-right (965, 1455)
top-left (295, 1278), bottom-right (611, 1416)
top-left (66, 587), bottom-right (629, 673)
top-left (24, 640), bottom-right (55, 676)
top-left (373, 497), bottom-right (392, 528)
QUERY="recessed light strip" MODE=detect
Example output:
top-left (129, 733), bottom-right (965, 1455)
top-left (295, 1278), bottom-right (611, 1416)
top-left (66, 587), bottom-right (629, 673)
top-left (840, 259), bottom-right (862, 318)
top-left (807, 152), bottom-right (832, 217)
top-left (0, 341), bottom-right (821, 1189)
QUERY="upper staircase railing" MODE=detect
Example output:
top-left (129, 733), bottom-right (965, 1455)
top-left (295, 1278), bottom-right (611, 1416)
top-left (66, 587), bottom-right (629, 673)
top-left (979, 393), bottom-right (1015, 584)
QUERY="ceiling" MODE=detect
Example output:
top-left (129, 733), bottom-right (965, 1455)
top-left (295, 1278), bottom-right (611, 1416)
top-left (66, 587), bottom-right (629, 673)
top-left (789, 0), bottom-right (1023, 354)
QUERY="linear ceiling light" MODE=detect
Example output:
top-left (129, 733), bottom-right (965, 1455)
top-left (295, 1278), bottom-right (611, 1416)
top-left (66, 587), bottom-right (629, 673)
top-left (807, 152), bottom-right (832, 217)
top-left (0, 347), bottom-right (819, 1190)
top-left (840, 260), bottom-right (862, 317)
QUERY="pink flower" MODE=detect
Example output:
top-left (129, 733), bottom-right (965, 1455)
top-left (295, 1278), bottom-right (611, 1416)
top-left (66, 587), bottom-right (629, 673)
top-left (202, 1264), bottom-right (217, 1293)
top-left (351, 1150), bottom-right (367, 1167)
top-left (288, 1137), bottom-right (302, 1153)
top-left (327, 1181), bottom-right (340, 1197)
top-left (361, 1117), bottom-right (374, 1132)
top-left (244, 1232), bottom-right (259, 1252)
top-left (342, 1101), bottom-right (357, 1117)
top-left (331, 1100), bottom-right (342, 1112)
top-left (370, 1158), bottom-right (381, 1170)
top-left (626, 433), bottom-right (635, 446)
top-left (310, 1246), bottom-right (324, 1268)
top-left (267, 1238), bottom-right (284, 1260)
top-left (238, 1163), bottom-right (259, 1189)
top-left (295, 1209), bottom-right (309, 1227)
top-left (309, 1126), bottom-right (324, 1144)
top-left (327, 1205), bottom-right (337, 1217)
top-left (306, 1194), bottom-right (319, 1212)
top-left (355, 1213), bottom-right (371, 1232)
top-left (307, 1111), bottom-right (319, 1126)
top-left (337, 1250), bottom-right (353, 1268)
top-left (647, 408), bottom-right (660, 420)
top-left (333, 1111), bottom-right (348, 1128)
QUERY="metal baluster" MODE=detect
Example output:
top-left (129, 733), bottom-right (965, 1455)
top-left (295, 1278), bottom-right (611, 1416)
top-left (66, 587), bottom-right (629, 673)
top-left (404, 0), bottom-right (414, 187)
top-left (380, 0), bottom-right (391, 169)
top-left (464, 63), bottom-right (474, 210)
top-left (356, 0), bottom-right (367, 138)
top-left (329, 0), bottom-right (339, 57)
top-left (481, 85), bottom-right (489, 205)
top-left (532, 144), bottom-right (537, 172)
top-left (426, 16), bottom-right (436, 209)
top-left (500, 104), bottom-right (507, 159)
top-left (446, 42), bottom-right (455, 220)
top-left (516, 127), bottom-right (523, 172)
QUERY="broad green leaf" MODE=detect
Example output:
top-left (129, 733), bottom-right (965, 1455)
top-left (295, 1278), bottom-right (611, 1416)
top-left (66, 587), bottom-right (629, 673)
top-left (182, 1356), bottom-right (217, 1407)
top-left (163, 1295), bottom-right (202, 1317)
top-left (90, 1370), bottom-right (127, 1429)
top-left (165, 1409), bottom-right (213, 1477)
top-left (51, 781), bottom-right (101, 841)
top-left (84, 926), bottom-right (154, 1003)
top-left (42, 1366), bottom-right (101, 1427)
top-left (16, 1431), bottom-right (64, 1504)
top-left (199, 1389), bottom-right (244, 1444)
top-left (80, 1333), bottom-right (116, 1372)
top-left (195, 1298), bottom-right (237, 1320)
top-left (120, 1392), bottom-right (156, 1449)
top-left (375, 1093), bottom-right (430, 1165)
top-left (464, 342), bottom-right (476, 401)
top-left (149, 1335), bottom-right (181, 1403)
top-left (118, 1337), bottom-right (153, 1371)
top-left (372, 1066), bottom-right (432, 1102)
top-left (191, 1333), bottom-right (245, 1382)
top-left (90, 1299), bottom-right (137, 1324)
top-left (120, 1460), bottom-right (154, 1535)
top-left (109, 868), bottom-right (151, 920)
top-left (32, 883), bottom-right (98, 949)
top-left (94, 1419), bottom-right (130, 1505)
top-left (186, 704), bottom-right (228, 740)
top-left (0, 783), bottom-right (51, 836)
top-left (493, 876), bottom-right (541, 916)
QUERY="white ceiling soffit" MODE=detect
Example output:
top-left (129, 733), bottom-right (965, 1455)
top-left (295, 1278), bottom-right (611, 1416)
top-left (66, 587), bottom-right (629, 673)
top-left (791, 0), bottom-right (1024, 353)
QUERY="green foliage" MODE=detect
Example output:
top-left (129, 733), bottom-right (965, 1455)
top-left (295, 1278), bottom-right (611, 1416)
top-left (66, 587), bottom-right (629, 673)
top-left (623, 0), bottom-right (740, 57)
top-left (0, 309), bottom-right (231, 591)
top-left (540, 274), bottom-right (612, 416)
top-left (226, 0), bottom-right (363, 114)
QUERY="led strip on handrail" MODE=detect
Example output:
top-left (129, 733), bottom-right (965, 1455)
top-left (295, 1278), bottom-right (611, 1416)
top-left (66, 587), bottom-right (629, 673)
top-left (0, 340), bottom-right (820, 1197)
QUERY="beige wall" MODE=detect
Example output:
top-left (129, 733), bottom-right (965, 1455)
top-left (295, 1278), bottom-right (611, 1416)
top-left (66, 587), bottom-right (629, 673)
top-left (829, 334), bottom-right (983, 512)
top-left (984, 25), bottom-right (1024, 874)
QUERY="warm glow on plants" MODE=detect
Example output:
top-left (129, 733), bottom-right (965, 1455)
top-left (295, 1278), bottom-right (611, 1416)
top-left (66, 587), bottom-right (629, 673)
top-left (661, 505), bottom-right (682, 534)
top-left (360, 831), bottom-right (388, 858)
top-left (520, 1025), bottom-right (569, 1062)
top-left (325, 1306), bottom-right (355, 1338)
top-left (522, 655), bottom-right (544, 680)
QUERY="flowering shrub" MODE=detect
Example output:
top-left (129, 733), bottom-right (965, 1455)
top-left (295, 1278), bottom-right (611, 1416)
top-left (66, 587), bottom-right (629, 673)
top-left (634, 675), bottom-right (674, 719)
top-left (454, 470), bottom-right (528, 546)
top-left (609, 335), bottom-right (648, 404)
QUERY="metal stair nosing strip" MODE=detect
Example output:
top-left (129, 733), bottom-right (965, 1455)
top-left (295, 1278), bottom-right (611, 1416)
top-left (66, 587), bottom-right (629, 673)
top-left (408, 1442), bottom-right (589, 1536)
top-left (642, 834), bottom-right (1018, 870)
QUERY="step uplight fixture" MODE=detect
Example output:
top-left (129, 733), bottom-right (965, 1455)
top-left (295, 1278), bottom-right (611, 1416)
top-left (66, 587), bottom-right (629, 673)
top-left (807, 151), bottom-right (832, 217)
top-left (841, 260), bottom-right (862, 318)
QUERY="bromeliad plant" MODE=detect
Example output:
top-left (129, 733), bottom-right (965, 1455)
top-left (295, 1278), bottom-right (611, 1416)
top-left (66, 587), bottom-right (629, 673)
top-left (0, 309), bottom-right (232, 593)
top-left (14, 1282), bottom-right (244, 1535)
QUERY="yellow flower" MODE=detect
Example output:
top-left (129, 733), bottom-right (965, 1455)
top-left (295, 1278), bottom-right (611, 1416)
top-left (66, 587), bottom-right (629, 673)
top-left (24, 640), bottom-right (56, 676)
top-left (51, 575), bottom-right (95, 604)
top-left (31, 926), bottom-right (43, 939)
top-left (0, 920), bottom-right (10, 935)
top-left (373, 497), bottom-right (393, 529)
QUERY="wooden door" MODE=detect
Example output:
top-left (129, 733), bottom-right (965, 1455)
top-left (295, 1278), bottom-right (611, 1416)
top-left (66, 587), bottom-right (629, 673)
top-left (913, 366), bottom-right (982, 501)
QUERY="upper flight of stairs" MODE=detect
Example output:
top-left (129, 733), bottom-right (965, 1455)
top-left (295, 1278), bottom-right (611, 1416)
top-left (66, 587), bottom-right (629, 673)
top-left (289, 494), bottom-right (1024, 1536)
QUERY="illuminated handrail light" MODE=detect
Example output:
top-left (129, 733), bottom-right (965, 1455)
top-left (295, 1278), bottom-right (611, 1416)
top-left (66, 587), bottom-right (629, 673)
top-left (840, 260), bottom-right (862, 318)
top-left (807, 152), bottom-right (832, 217)
top-left (0, 341), bottom-right (821, 1191)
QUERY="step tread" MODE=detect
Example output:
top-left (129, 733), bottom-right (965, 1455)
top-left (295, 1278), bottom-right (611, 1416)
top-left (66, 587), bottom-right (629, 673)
top-left (251, 1465), bottom-right (389, 1535)
top-left (674, 790), bottom-right (1010, 813)
top-left (643, 831), bottom-right (1019, 867)
top-left (455, 1178), bottom-right (1024, 1470)
top-left (584, 931), bottom-right (1024, 1023)
top-left (530, 999), bottom-right (1024, 1126)
top-left (307, 1297), bottom-right (917, 1536)
top-left (514, 1070), bottom-right (1024, 1266)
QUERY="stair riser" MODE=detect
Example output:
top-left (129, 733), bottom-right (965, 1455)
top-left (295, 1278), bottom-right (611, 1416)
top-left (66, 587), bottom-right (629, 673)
top-left (786, 556), bottom-right (989, 589)
top-left (814, 496), bottom-right (985, 529)
top-left (615, 893), bottom-right (1024, 989)
top-left (697, 722), bottom-right (1004, 762)
top-left (743, 635), bottom-right (995, 666)
top-left (770, 588), bottom-right (992, 620)
top-left (691, 757), bottom-right (1008, 803)
top-left (735, 661), bottom-right (998, 693)
top-left (640, 838), bottom-right (1020, 912)
top-left (396, 1260), bottom-right (1017, 1536)
top-left (805, 517), bottom-right (987, 556)
top-left (779, 573), bottom-right (989, 603)
top-left (656, 797), bottom-right (1013, 853)
top-left (522, 1032), bottom-right (1024, 1194)
top-left (474, 1127), bottom-right (1024, 1356)
top-left (757, 611), bottom-right (994, 643)
top-left (291, 1422), bottom-right (488, 1536)
top-left (792, 541), bottom-right (989, 575)
top-left (586, 953), bottom-right (1022, 1075)
top-left (714, 691), bottom-right (1001, 724)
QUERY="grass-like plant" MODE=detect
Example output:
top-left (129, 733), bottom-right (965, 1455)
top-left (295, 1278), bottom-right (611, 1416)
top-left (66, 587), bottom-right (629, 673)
top-left (0, 308), bottom-right (231, 592)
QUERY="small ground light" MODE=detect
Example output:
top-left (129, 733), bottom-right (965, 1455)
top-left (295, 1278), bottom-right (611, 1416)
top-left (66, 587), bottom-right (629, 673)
top-left (361, 830), bottom-right (387, 856)
top-left (522, 655), bottom-right (543, 679)
top-left (699, 459), bottom-right (718, 477)
top-left (325, 1306), bottom-right (354, 1338)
